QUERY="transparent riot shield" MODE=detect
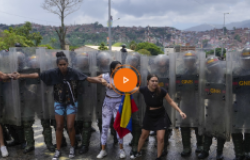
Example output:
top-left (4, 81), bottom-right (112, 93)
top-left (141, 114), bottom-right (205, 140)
top-left (174, 51), bottom-right (205, 127)
top-left (199, 57), bottom-right (230, 140)
top-left (148, 53), bottom-right (175, 127)
top-left (95, 51), bottom-right (119, 124)
top-left (123, 52), bottom-right (146, 126)
top-left (0, 48), bottom-right (22, 126)
top-left (11, 47), bottom-right (43, 125)
top-left (73, 51), bottom-right (97, 122)
top-left (37, 48), bottom-right (70, 120)
top-left (229, 51), bottom-right (250, 133)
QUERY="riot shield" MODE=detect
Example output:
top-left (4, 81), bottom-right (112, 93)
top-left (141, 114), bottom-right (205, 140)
top-left (95, 51), bottom-right (119, 121)
top-left (199, 56), bottom-right (230, 140)
top-left (0, 48), bottom-right (22, 126)
top-left (148, 53), bottom-right (175, 127)
top-left (124, 52), bottom-right (146, 126)
top-left (10, 47), bottom-right (43, 124)
top-left (229, 51), bottom-right (250, 133)
top-left (37, 48), bottom-right (70, 120)
top-left (174, 51), bottom-right (205, 127)
top-left (73, 51), bottom-right (97, 122)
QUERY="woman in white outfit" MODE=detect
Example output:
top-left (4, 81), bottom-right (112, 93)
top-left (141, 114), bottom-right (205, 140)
top-left (97, 61), bottom-right (126, 159)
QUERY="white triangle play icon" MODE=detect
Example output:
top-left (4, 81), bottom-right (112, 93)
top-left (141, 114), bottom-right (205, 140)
top-left (123, 77), bottom-right (129, 84)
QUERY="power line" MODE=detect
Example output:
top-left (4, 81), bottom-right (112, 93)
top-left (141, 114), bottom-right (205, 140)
top-left (0, 10), bottom-right (59, 24)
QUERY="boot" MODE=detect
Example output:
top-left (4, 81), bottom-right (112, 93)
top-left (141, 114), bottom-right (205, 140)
top-left (79, 122), bottom-right (91, 154)
top-left (2, 125), bottom-right (11, 141)
top-left (7, 125), bottom-right (26, 148)
top-left (195, 127), bottom-right (203, 153)
top-left (216, 138), bottom-right (225, 160)
top-left (244, 133), bottom-right (250, 160)
top-left (23, 126), bottom-right (34, 154)
top-left (42, 127), bottom-right (55, 152)
top-left (232, 133), bottom-right (245, 160)
top-left (198, 135), bottom-right (212, 159)
top-left (181, 127), bottom-right (191, 157)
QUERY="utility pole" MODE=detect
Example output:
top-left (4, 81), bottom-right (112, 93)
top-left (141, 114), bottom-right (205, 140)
top-left (108, 0), bottom-right (112, 51)
top-left (221, 13), bottom-right (229, 58)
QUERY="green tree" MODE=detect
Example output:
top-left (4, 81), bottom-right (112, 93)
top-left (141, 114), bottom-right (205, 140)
top-left (50, 38), bottom-right (57, 47)
top-left (206, 48), bottom-right (226, 58)
top-left (135, 42), bottom-right (163, 55)
top-left (38, 44), bottom-right (54, 49)
top-left (137, 49), bottom-right (151, 56)
top-left (11, 22), bottom-right (43, 46)
top-left (98, 42), bottom-right (108, 50)
top-left (30, 32), bottom-right (43, 46)
top-left (0, 29), bottom-right (34, 50)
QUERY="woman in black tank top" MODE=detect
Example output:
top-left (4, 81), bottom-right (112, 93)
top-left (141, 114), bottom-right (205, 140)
top-left (131, 74), bottom-right (187, 160)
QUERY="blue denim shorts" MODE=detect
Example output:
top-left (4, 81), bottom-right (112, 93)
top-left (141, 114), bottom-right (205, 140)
top-left (54, 102), bottom-right (78, 116)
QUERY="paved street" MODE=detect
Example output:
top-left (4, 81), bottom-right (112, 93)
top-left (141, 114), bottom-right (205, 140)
top-left (3, 118), bottom-right (235, 160)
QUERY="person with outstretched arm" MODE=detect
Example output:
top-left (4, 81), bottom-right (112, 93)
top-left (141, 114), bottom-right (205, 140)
top-left (129, 74), bottom-right (187, 160)
top-left (11, 52), bottom-right (105, 160)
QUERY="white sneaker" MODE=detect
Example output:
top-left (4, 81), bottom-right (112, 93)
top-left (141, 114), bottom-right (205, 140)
top-left (1, 146), bottom-right (8, 157)
top-left (119, 149), bottom-right (126, 159)
top-left (97, 150), bottom-right (107, 159)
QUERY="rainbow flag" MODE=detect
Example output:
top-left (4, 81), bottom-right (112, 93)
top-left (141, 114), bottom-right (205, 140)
top-left (113, 94), bottom-right (138, 138)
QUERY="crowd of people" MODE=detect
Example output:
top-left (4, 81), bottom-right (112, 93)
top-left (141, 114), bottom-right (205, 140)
top-left (0, 44), bottom-right (249, 160)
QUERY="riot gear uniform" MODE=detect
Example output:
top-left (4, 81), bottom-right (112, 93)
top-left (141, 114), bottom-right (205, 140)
top-left (175, 51), bottom-right (204, 157)
top-left (198, 56), bottom-right (229, 160)
top-left (230, 47), bottom-right (250, 160)
top-left (73, 52), bottom-right (96, 154)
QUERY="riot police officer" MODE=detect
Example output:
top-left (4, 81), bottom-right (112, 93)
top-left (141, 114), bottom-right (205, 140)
top-left (198, 56), bottom-right (227, 160)
top-left (175, 51), bottom-right (203, 157)
top-left (231, 47), bottom-right (250, 160)
top-left (5, 45), bottom-right (26, 149)
top-left (18, 53), bottom-right (55, 153)
top-left (74, 52), bottom-right (95, 154)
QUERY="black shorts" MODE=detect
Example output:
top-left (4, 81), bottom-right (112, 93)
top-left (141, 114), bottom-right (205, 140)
top-left (142, 107), bottom-right (172, 131)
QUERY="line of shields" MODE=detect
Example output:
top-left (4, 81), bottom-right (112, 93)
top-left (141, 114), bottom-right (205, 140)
top-left (0, 47), bottom-right (248, 145)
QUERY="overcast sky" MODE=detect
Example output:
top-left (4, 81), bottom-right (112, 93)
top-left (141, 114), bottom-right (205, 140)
top-left (0, 0), bottom-right (250, 30)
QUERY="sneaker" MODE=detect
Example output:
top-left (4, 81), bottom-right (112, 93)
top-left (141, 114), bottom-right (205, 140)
top-left (0, 146), bottom-right (8, 157)
top-left (97, 150), bottom-right (107, 159)
top-left (52, 150), bottom-right (61, 160)
top-left (69, 146), bottom-right (75, 158)
top-left (119, 149), bottom-right (126, 159)
top-left (130, 151), bottom-right (142, 159)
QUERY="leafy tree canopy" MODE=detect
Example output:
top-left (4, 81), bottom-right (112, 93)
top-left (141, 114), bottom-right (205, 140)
top-left (135, 42), bottom-right (163, 55)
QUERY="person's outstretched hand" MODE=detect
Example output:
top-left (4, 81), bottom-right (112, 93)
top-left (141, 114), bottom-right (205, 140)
top-left (180, 112), bottom-right (187, 119)
top-left (11, 72), bottom-right (21, 80)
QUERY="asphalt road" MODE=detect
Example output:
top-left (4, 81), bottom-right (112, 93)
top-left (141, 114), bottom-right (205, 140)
top-left (3, 118), bottom-right (235, 160)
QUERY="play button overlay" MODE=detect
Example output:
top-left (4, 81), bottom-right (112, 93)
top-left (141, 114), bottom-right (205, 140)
top-left (123, 77), bottom-right (129, 84)
top-left (111, 65), bottom-right (141, 95)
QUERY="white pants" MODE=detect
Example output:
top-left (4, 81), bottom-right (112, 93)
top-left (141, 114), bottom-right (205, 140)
top-left (101, 97), bottom-right (123, 145)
